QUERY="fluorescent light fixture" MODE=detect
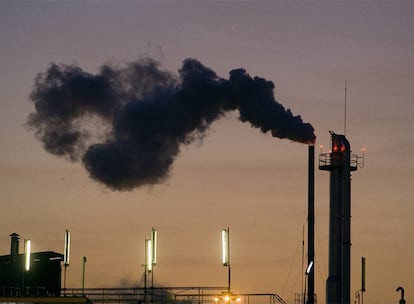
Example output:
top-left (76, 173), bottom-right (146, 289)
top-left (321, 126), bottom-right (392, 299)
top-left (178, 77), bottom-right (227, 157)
top-left (222, 228), bottom-right (229, 266)
top-left (64, 229), bottom-right (70, 265)
top-left (146, 239), bottom-right (153, 272)
top-left (151, 228), bottom-right (157, 265)
top-left (306, 261), bottom-right (314, 275)
top-left (25, 239), bottom-right (31, 271)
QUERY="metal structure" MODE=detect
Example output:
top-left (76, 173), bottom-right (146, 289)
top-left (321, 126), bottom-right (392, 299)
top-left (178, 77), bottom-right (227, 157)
top-left (64, 229), bottom-right (71, 294)
top-left (294, 292), bottom-right (318, 304)
top-left (144, 227), bottom-right (158, 292)
top-left (354, 256), bottom-right (366, 304)
top-left (82, 256), bottom-right (88, 294)
top-left (319, 132), bottom-right (364, 304)
top-left (63, 287), bottom-right (286, 304)
top-left (396, 287), bottom-right (405, 304)
top-left (0, 233), bottom-right (63, 297)
top-left (221, 227), bottom-right (231, 292)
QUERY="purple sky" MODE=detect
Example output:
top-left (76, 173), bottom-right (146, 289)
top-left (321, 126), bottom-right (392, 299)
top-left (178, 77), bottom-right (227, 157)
top-left (0, 2), bottom-right (413, 304)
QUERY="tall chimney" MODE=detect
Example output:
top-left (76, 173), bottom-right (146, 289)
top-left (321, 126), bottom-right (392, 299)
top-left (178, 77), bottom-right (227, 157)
top-left (10, 232), bottom-right (20, 261)
top-left (320, 132), bottom-right (358, 304)
top-left (307, 145), bottom-right (315, 304)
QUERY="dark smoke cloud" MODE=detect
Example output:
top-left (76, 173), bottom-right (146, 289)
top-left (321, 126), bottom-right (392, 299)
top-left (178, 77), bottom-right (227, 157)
top-left (27, 57), bottom-right (315, 191)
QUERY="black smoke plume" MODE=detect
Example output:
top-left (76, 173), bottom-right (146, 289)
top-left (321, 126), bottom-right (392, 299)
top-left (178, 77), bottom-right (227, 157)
top-left (27, 57), bottom-right (315, 191)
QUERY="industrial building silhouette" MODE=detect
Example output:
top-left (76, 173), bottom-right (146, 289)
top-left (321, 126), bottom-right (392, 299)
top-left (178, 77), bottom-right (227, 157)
top-left (0, 233), bottom-right (62, 297)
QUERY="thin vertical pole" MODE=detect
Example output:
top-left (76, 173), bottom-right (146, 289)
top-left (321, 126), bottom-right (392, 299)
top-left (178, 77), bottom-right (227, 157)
top-left (144, 239), bottom-right (147, 304)
top-left (144, 239), bottom-right (147, 289)
top-left (344, 80), bottom-right (348, 136)
top-left (361, 256), bottom-right (366, 304)
top-left (82, 256), bottom-right (87, 295)
top-left (228, 265), bottom-right (231, 293)
top-left (227, 227), bottom-right (231, 292)
top-left (302, 224), bottom-right (305, 299)
top-left (63, 265), bottom-right (67, 296)
top-left (151, 268), bottom-right (154, 288)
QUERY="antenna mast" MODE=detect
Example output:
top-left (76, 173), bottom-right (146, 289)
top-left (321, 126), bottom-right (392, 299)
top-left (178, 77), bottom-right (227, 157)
top-left (344, 80), bottom-right (347, 136)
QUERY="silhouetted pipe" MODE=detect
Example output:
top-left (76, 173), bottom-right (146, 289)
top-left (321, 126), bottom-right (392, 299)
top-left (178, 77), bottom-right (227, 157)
top-left (307, 145), bottom-right (315, 304)
top-left (397, 287), bottom-right (405, 304)
top-left (10, 233), bottom-right (19, 262)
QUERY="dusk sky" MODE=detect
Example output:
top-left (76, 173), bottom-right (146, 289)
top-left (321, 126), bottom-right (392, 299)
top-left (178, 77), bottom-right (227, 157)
top-left (1, 2), bottom-right (413, 304)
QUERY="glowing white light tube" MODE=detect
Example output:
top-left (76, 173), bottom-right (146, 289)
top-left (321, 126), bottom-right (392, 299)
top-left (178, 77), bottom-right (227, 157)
top-left (222, 228), bottom-right (229, 266)
top-left (151, 228), bottom-right (157, 265)
top-left (306, 261), bottom-right (314, 275)
top-left (25, 239), bottom-right (31, 271)
top-left (64, 229), bottom-right (71, 266)
top-left (147, 239), bottom-right (153, 272)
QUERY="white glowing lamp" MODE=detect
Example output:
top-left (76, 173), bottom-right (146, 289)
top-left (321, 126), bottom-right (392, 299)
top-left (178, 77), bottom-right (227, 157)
top-left (222, 228), bottom-right (229, 266)
top-left (306, 261), bottom-right (314, 275)
top-left (25, 239), bottom-right (31, 271)
top-left (146, 239), bottom-right (153, 272)
top-left (64, 229), bottom-right (71, 266)
top-left (151, 228), bottom-right (157, 265)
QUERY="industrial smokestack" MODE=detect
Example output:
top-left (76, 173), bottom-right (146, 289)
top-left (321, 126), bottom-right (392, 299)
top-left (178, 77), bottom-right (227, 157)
top-left (10, 232), bottom-right (20, 261)
top-left (27, 57), bottom-right (315, 190)
top-left (320, 132), bottom-right (358, 304)
top-left (307, 145), bottom-right (315, 304)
